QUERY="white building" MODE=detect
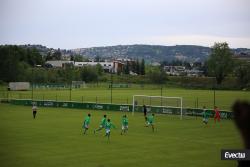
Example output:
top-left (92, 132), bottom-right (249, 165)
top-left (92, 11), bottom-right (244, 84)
top-left (164, 65), bottom-right (204, 77)
top-left (46, 60), bottom-right (125, 73)
top-left (164, 66), bottom-right (186, 76)
top-left (45, 61), bottom-right (74, 68)
top-left (74, 61), bottom-right (113, 72)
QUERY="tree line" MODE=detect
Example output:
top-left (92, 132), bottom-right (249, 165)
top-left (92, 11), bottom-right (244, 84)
top-left (0, 45), bottom-right (103, 83)
top-left (123, 59), bottom-right (145, 75)
top-left (0, 44), bottom-right (250, 89)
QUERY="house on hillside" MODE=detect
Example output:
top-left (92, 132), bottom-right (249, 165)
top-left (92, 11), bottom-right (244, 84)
top-left (74, 61), bottom-right (113, 73)
top-left (233, 52), bottom-right (250, 63)
top-left (113, 61), bottom-right (124, 74)
top-left (164, 65), bottom-right (204, 77)
top-left (164, 66), bottom-right (186, 76)
top-left (45, 59), bottom-right (126, 74)
top-left (45, 60), bottom-right (74, 68)
top-left (186, 69), bottom-right (204, 77)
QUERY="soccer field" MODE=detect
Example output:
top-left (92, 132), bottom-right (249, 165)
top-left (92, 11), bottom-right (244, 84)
top-left (0, 103), bottom-right (241, 167)
top-left (1, 85), bottom-right (250, 110)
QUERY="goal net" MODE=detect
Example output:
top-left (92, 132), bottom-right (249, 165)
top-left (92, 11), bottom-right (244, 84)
top-left (72, 81), bottom-right (86, 89)
top-left (132, 95), bottom-right (183, 119)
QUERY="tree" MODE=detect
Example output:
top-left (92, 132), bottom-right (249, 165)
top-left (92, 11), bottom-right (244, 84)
top-left (234, 61), bottom-right (250, 88)
top-left (207, 42), bottom-right (234, 84)
top-left (183, 61), bottom-right (191, 70)
top-left (202, 61), bottom-right (209, 76)
top-left (46, 49), bottom-right (62, 60)
top-left (124, 61), bottom-right (130, 75)
top-left (96, 63), bottom-right (104, 75)
top-left (70, 54), bottom-right (74, 61)
top-left (80, 66), bottom-right (98, 82)
top-left (95, 56), bottom-right (100, 62)
top-left (0, 45), bottom-right (43, 82)
top-left (131, 61), bottom-right (137, 73)
top-left (147, 66), bottom-right (168, 84)
top-left (75, 55), bottom-right (84, 62)
top-left (53, 49), bottom-right (62, 60)
top-left (70, 54), bottom-right (86, 62)
top-left (45, 51), bottom-right (53, 61)
top-left (140, 59), bottom-right (145, 75)
top-left (136, 59), bottom-right (140, 75)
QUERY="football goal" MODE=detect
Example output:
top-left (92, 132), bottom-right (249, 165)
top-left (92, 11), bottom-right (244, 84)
top-left (72, 81), bottom-right (86, 89)
top-left (132, 95), bottom-right (183, 119)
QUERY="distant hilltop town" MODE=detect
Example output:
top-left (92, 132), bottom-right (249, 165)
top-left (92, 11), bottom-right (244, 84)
top-left (17, 44), bottom-right (250, 77)
top-left (21, 44), bottom-right (250, 63)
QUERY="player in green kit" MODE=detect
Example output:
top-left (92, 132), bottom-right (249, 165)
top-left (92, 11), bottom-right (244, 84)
top-left (121, 115), bottom-right (128, 135)
top-left (82, 113), bottom-right (91, 135)
top-left (105, 119), bottom-right (116, 141)
top-left (145, 113), bottom-right (155, 132)
top-left (94, 114), bottom-right (107, 134)
top-left (202, 106), bottom-right (209, 125)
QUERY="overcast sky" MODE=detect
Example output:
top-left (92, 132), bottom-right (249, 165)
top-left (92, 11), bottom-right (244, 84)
top-left (0, 0), bottom-right (250, 49)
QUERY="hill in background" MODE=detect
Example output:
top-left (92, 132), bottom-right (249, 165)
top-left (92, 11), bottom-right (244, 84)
top-left (19, 44), bottom-right (250, 62)
top-left (71, 45), bottom-right (211, 62)
top-left (71, 44), bottom-right (250, 62)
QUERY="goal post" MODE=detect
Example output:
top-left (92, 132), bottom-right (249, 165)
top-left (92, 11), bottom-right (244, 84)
top-left (132, 95), bottom-right (183, 119)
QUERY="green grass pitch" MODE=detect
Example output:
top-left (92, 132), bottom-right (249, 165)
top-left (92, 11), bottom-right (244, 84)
top-left (0, 103), bottom-right (242, 167)
top-left (1, 86), bottom-right (250, 110)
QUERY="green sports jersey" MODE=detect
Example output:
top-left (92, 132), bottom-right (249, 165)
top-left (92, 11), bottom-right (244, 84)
top-left (100, 118), bottom-right (107, 126)
top-left (147, 115), bottom-right (154, 123)
top-left (122, 117), bottom-right (128, 126)
top-left (84, 116), bottom-right (91, 125)
top-left (124, 118), bottom-right (128, 125)
top-left (203, 110), bottom-right (209, 119)
top-left (105, 122), bottom-right (116, 129)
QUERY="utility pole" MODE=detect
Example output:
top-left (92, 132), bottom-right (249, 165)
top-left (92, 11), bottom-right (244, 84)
top-left (110, 72), bottom-right (113, 104)
top-left (69, 83), bottom-right (72, 101)
top-left (213, 77), bottom-right (216, 108)
top-left (32, 68), bottom-right (34, 101)
top-left (160, 84), bottom-right (163, 106)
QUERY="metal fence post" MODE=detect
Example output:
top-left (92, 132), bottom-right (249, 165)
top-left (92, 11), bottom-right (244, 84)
top-left (69, 84), bottom-right (72, 102)
top-left (196, 97), bottom-right (199, 108)
top-left (31, 68), bottom-right (34, 101)
top-left (110, 73), bottom-right (113, 104)
top-left (213, 89), bottom-right (216, 108)
top-left (160, 85), bottom-right (163, 106)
